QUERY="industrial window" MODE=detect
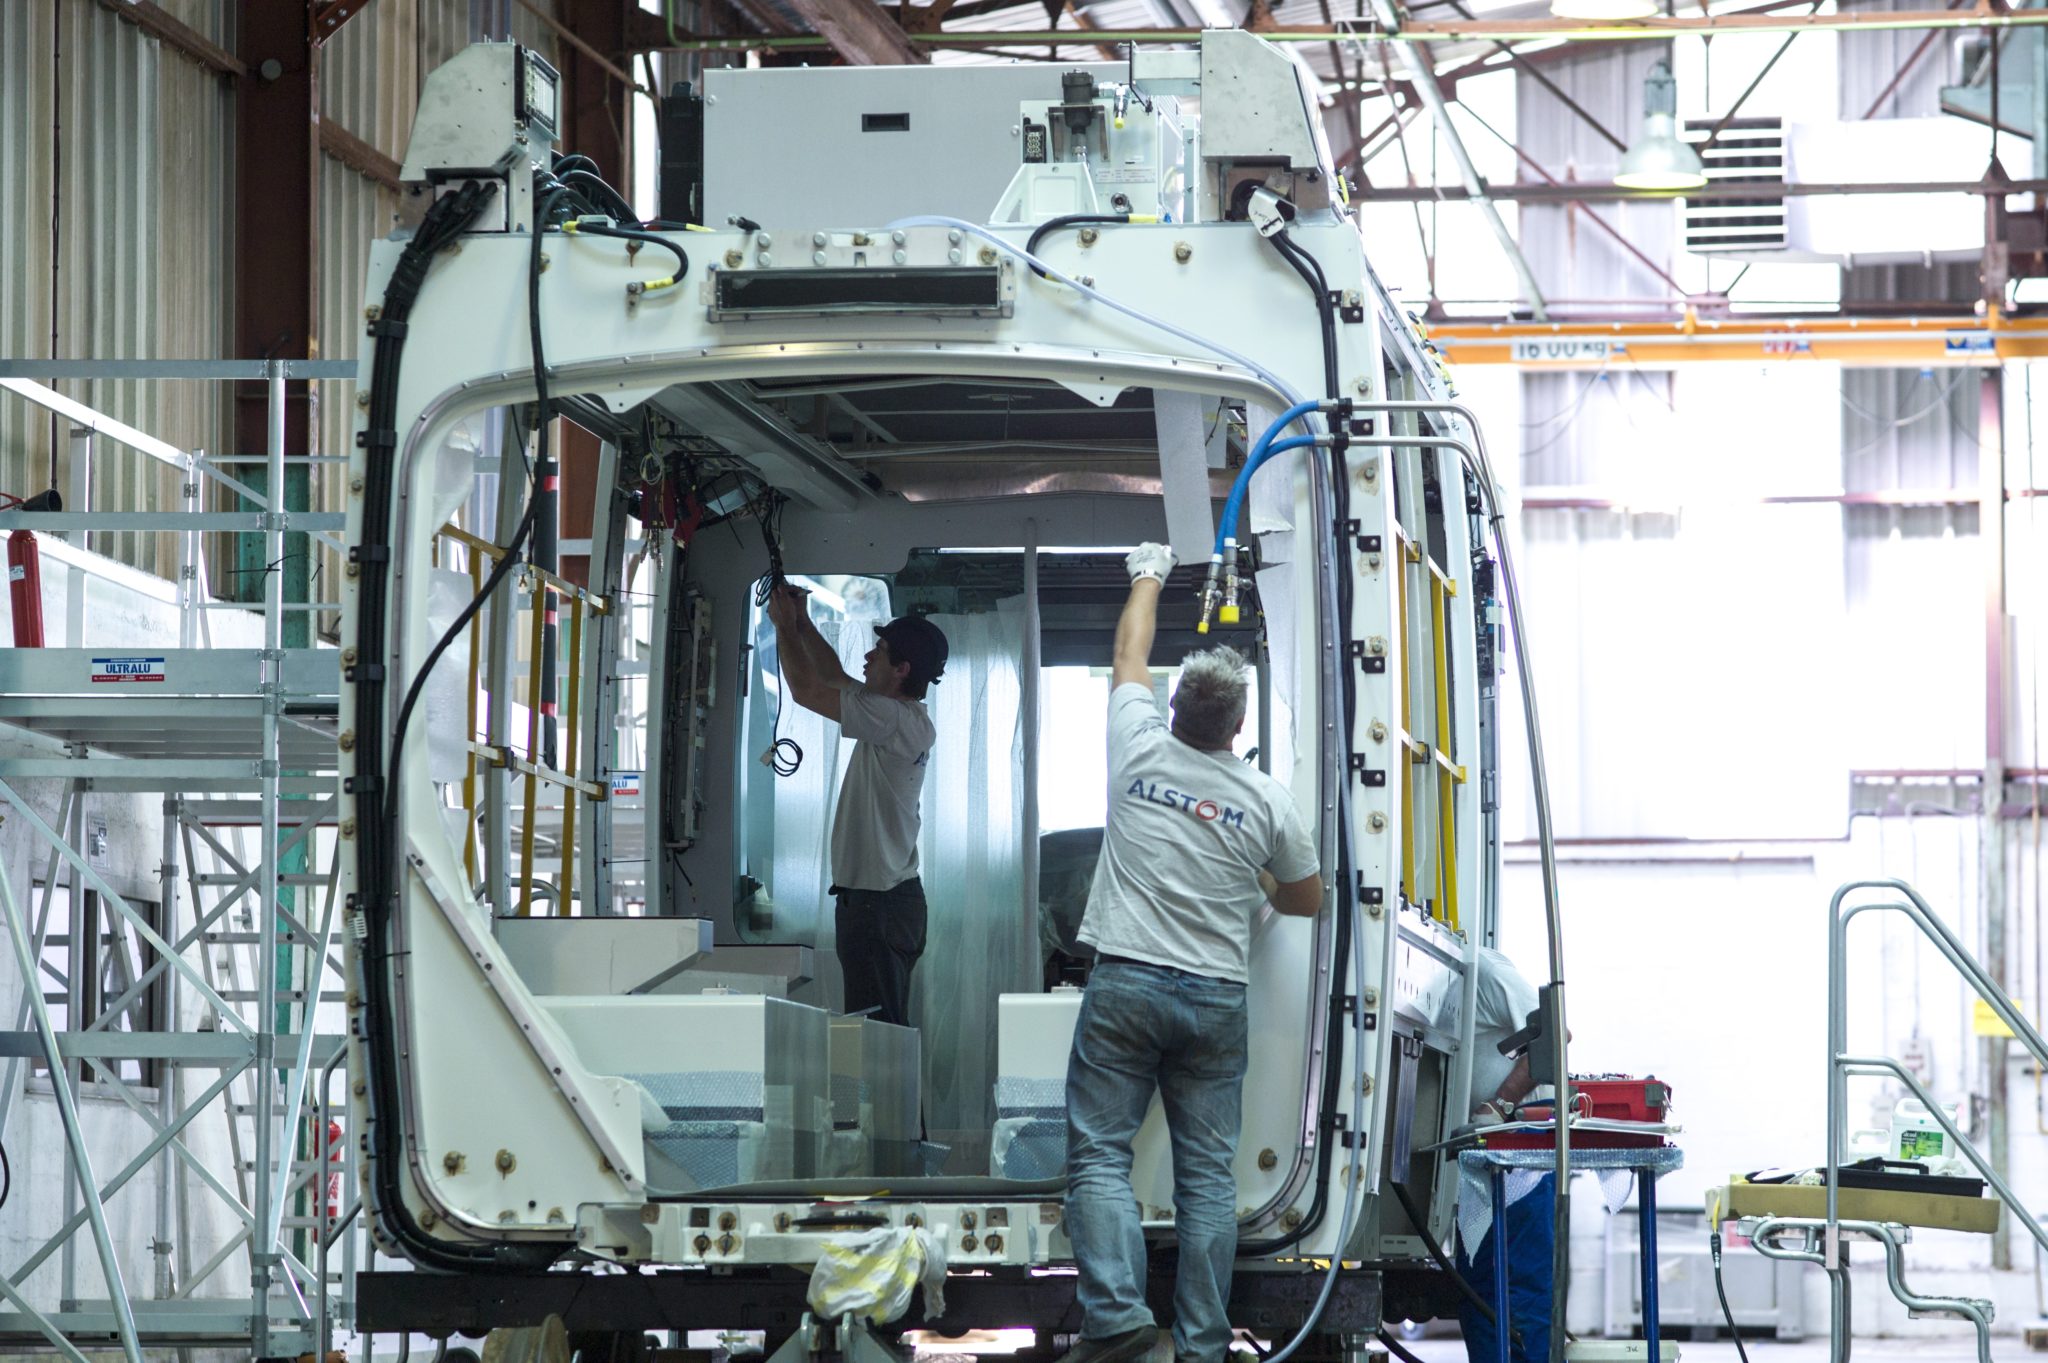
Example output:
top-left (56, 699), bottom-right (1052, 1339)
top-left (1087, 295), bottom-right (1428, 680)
top-left (29, 880), bottom-right (167, 1089)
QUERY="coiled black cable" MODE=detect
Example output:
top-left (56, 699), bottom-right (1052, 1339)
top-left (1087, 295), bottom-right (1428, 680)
top-left (748, 490), bottom-right (804, 778)
top-left (557, 167), bottom-right (638, 222)
top-left (767, 656), bottom-right (804, 778)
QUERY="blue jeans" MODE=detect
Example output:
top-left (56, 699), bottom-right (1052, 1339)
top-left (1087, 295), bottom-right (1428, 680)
top-left (1064, 960), bottom-right (1249, 1363)
top-left (1456, 1174), bottom-right (1555, 1363)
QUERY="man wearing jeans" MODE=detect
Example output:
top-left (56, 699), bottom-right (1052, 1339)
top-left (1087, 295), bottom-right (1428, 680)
top-left (766, 584), bottom-right (948, 1028)
top-left (1061, 543), bottom-right (1325, 1363)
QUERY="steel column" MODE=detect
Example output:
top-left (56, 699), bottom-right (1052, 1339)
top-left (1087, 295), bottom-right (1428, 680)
top-left (249, 361), bottom-right (288, 1355)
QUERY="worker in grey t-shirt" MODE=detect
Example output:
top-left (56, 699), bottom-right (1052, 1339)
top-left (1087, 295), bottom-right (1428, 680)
top-left (766, 584), bottom-right (948, 1029)
top-left (1059, 543), bottom-right (1324, 1363)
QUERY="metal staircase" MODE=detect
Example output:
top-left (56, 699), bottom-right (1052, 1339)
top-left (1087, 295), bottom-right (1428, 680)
top-left (1748, 878), bottom-right (2048, 1363)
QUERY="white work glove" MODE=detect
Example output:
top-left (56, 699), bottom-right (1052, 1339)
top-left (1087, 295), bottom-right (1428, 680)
top-left (1126, 542), bottom-right (1177, 585)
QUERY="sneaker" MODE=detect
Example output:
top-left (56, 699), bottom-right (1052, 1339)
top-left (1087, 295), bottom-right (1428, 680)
top-left (1058, 1327), bottom-right (1160, 1363)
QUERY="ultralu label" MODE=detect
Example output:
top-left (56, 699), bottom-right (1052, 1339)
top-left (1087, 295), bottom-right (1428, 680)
top-left (90, 656), bottom-right (166, 684)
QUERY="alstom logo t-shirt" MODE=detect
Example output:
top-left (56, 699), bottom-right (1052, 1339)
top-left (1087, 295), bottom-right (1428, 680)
top-left (1079, 683), bottom-right (1320, 983)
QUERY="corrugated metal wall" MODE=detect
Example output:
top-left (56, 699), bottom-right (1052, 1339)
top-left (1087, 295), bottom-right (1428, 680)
top-left (0, 3), bottom-right (59, 504)
top-left (0, 0), bottom-right (557, 592)
top-left (1837, 0), bottom-right (1957, 120)
top-left (1513, 44), bottom-right (1680, 309)
top-left (0, 0), bottom-right (232, 578)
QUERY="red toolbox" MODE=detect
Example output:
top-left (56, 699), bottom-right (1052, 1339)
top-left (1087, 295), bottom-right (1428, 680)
top-left (1480, 1075), bottom-right (1672, 1150)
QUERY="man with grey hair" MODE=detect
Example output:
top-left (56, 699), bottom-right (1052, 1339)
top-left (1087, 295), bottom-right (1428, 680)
top-left (1058, 542), bottom-right (1324, 1363)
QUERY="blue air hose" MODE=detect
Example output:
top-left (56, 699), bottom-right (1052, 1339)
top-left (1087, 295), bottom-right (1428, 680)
top-left (1198, 403), bottom-right (1323, 632)
top-left (1217, 433), bottom-right (1317, 553)
top-left (1215, 401), bottom-right (1322, 555)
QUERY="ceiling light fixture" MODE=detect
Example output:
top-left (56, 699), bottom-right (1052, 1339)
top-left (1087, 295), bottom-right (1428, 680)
top-left (1549, 0), bottom-right (1658, 23)
top-left (1614, 60), bottom-right (1708, 191)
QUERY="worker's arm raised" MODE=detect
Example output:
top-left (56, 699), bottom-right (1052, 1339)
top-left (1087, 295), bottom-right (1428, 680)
top-left (766, 585), bottom-right (850, 720)
top-left (1112, 543), bottom-right (1175, 690)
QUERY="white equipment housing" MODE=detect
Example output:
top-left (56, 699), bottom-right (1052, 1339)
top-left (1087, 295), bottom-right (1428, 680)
top-left (344, 30), bottom-right (1509, 1332)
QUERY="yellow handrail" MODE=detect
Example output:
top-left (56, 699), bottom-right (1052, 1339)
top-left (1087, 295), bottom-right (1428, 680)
top-left (1429, 571), bottom-right (1460, 933)
top-left (1395, 535), bottom-right (1415, 908)
top-left (561, 596), bottom-right (585, 912)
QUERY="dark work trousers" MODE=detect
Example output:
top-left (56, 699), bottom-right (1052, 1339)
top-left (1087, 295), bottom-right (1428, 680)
top-left (833, 877), bottom-right (928, 1029)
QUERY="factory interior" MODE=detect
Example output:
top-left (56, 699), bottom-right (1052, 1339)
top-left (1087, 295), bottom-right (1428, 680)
top-left (4, 2), bottom-right (2048, 1363)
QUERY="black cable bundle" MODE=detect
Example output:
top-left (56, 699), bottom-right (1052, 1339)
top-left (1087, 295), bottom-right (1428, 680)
top-left (1234, 225), bottom-right (1357, 1260)
top-left (748, 489), bottom-right (803, 778)
top-left (1710, 1228), bottom-right (1753, 1363)
top-left (1388, 1178), bottom-right (1524, 1351)
top-left (350, 178), bottom-right (564, 1273)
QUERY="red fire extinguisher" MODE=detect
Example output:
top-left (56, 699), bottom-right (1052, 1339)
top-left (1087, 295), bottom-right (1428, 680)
top-left (324, 1119), bottom-right (344, 1223)
top-left (4, 490), bottom-right (61, 649)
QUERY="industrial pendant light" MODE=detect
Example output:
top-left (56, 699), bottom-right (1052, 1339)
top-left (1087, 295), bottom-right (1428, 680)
top-left (1614, 60), bottom-right (1708, 191)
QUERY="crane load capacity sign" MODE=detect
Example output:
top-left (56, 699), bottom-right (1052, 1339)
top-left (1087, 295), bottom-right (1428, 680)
top-left (1510, 339), bottom-right (1616, 364)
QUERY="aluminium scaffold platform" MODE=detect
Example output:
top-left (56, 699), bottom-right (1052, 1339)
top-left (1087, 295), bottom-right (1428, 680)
top-left (0, 360), bottom-right (360, 1363)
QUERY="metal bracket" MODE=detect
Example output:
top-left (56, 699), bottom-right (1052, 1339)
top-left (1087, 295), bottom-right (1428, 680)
top-left (1338, 997), bottom-right (1380, 1030)
top-left (1346, 640), bottom-right (1387, 674)
top-left (312, 0), bottom-right (378, 41)
top-left (1347, 753), bottom-right (1387, 787)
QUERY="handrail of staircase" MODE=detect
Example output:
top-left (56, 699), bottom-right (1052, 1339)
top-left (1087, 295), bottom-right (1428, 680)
top-left (1827, 877), bottom-right (2048, 1350)
top-left (1751, 1216), bottom-right (1992, 1363)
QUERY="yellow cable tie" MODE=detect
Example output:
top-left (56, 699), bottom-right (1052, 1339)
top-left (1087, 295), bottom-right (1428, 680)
top-left (1132, 213), bottom-right (1161, 224)
top-left (684, 223), bottom-right (714, 233)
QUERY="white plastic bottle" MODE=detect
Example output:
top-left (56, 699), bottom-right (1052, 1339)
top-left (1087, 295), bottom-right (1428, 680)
top-left (1888, 1098), bottom-right (1956, 1166)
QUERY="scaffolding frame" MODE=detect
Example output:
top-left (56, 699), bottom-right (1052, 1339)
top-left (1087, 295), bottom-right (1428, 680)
top-left (0, 359), bottom-right (359, 1361)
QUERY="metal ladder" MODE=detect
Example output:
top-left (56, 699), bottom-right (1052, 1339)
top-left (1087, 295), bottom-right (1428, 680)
top-left (1811, 878), bottom-right (2048, 1362)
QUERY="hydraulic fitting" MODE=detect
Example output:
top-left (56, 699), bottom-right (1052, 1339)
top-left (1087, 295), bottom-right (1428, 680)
top-left (1196, 553), bottom-right (1223, 634)
top-left (1219, 542), bottom-right (1241, 624)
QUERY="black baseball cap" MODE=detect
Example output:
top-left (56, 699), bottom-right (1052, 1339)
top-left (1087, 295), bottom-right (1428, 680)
top-left (874, 614), bottom-right (949, 688)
